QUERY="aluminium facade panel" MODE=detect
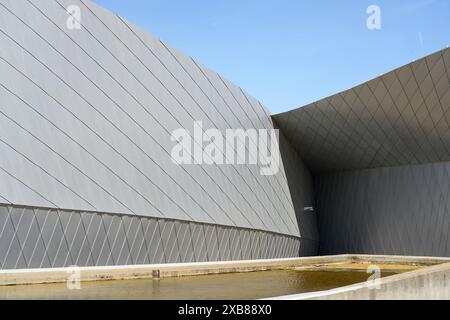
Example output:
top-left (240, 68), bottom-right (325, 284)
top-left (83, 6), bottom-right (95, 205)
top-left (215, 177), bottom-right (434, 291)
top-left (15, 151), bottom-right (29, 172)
top-left (272, 47), bottom-right (450, 258)
top-left (0, 0), bottom-right (317, 269)
top-left (273, 48), bottom-right (450, 174)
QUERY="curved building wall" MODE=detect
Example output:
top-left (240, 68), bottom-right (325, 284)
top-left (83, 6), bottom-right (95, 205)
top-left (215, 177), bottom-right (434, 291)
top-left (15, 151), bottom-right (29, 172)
top-left (0, 0), bottom-right (318, 269)
top-left (278, 130), bottom-right (318, 244)
top-left (315, 162), bottom-right (450, 257)
top-left (274, 48), bottom-right (450, 174)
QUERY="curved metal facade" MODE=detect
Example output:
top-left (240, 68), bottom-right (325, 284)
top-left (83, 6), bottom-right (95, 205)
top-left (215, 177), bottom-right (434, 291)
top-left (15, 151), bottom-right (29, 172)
top-left (314, 162), bottom-right (450, 256)
top-left (0, 0), bottom-right (318, 269)
top-left (274, 47), bottom-right (450, 257)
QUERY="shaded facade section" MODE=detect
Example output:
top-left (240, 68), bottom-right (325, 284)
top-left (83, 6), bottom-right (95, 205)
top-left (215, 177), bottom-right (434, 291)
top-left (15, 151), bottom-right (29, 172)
top-left (274, 48), bottom-right (450, 174)
top-left (278, 130), bottom-right (319, 245)
top-left (273, 47), bottom-right (450, 257)
top-left (315, 162), bottom-right (450, 256)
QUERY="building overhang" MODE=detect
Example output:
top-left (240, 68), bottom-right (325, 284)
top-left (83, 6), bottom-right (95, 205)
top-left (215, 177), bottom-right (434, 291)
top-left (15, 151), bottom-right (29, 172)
top-left (273, 48), bottom-right (450, 174)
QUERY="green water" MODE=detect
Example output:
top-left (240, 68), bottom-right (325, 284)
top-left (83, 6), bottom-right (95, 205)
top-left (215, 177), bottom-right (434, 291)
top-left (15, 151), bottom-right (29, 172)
top-left (0, 270), bottom-right (396, 300)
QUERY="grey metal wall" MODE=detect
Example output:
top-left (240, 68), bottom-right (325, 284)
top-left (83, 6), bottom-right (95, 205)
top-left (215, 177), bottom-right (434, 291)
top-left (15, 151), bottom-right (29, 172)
top-left (0, 203), bottom-right (319, 269)
top-left (278, 130), bottom-right (319, 245)
top-left (0, 0), bottom-right (318, 268)
top-left (315, 162), bottom-right (450, 256)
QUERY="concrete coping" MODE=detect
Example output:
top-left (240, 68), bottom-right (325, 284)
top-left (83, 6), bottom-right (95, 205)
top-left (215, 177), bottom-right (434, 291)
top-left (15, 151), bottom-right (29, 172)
top-left (0, 254), bottom-right (449, 286)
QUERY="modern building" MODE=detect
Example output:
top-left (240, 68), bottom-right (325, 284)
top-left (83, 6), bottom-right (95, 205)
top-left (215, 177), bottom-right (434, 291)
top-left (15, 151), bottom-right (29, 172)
top-left (0, 0), bottom-right (448, 270)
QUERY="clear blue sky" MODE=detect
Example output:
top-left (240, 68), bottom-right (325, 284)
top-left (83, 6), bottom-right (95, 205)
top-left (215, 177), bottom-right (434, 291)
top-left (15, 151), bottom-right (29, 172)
top-left (93, 0), bottom-right (449, 114)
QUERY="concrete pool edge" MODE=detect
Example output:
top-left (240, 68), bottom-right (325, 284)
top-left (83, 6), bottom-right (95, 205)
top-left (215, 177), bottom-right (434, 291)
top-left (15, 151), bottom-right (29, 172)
top-left (0, 255), bottom-right (343, 286)
top-left (0, 254), bottom-right (448, 287)
top-left (266, 260), bottom-right (450, 300)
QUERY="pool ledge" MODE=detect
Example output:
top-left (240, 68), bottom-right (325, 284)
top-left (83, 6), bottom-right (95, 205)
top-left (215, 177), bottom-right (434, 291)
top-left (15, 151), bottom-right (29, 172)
top-left (265, 260), bottom-right (450, 300)
top-left (0, 254), bottom-right (448, 287)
